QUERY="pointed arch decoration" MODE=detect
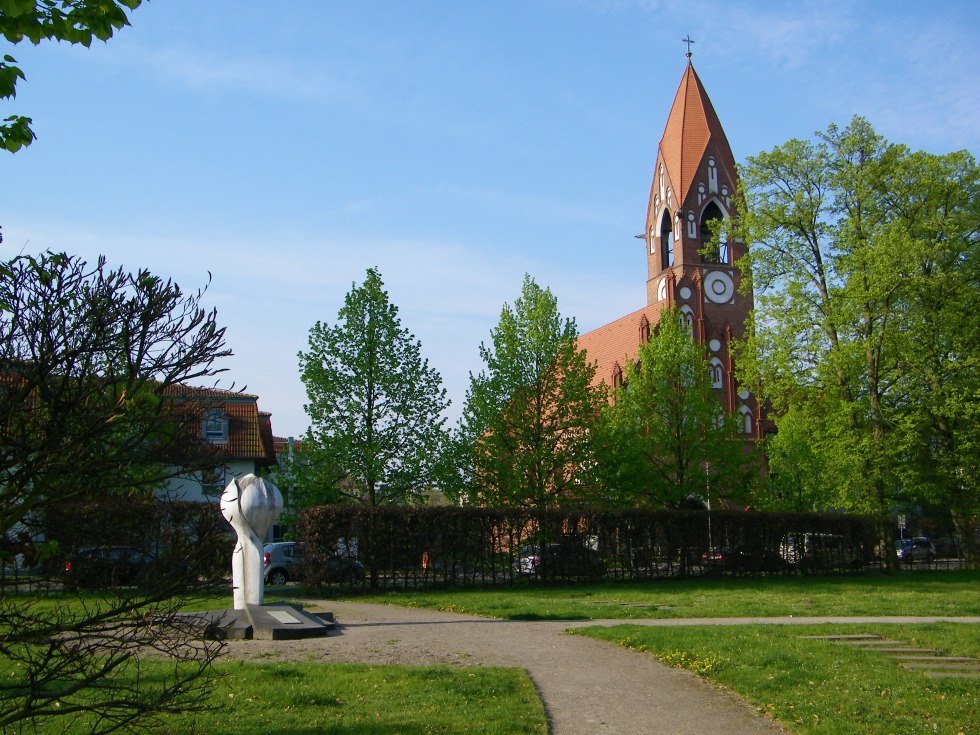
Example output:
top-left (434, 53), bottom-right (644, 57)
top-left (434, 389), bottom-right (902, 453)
top-left (659, 209), bottom-right (674, 270)
top-left (708, 357), bottom-right (724, 389)
top-left (700, 199), bottom-right (727, 264)
top-left (738, 404), bottom-right (753, 435)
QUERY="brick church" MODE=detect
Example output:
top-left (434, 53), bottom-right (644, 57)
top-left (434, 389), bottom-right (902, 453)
top-left (578, 53), bottom-right (762, 438)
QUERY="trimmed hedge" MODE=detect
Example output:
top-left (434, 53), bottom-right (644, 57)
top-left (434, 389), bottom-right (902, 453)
top-left (299, 505), bottom-right (879, 590)
top-left (43, 497), bottom-right (233, 583)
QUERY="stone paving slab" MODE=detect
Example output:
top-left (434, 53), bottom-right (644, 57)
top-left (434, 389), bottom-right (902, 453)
top-left (805, 631), bottom-right (980, 680)
top-left (840, 639), bottom-right (905, 646)
top-left (799, 634), bottom-right (880, 640)
top-left (874, 647), bottom-right (943, 655)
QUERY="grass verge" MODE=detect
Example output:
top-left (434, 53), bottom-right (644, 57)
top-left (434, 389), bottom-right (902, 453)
top-left (572, 623), bottom-right (979, 735)
top-left (163, 660), bottom-right (547, 735)
top-left (26, 660), bottom-right (546, 735)
top-left (329, 569), bottom-right (980, 620)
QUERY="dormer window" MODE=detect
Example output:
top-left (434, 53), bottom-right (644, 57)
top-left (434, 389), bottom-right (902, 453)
top-left (611, 363), bottom-right (624, 393)
top-left (203, 409), bottom-right (229, 443)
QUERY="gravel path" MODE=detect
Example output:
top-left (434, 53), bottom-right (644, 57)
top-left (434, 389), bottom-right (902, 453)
top-left (221, 601), bottom-right (793, 734)
top-left (220, 603), bottom-right (980, 734)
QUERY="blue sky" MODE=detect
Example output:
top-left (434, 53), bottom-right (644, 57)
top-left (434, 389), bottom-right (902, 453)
top-left (3, 0), bottom-right (978, 439)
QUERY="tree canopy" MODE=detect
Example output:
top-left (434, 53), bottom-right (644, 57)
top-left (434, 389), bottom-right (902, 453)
top-left (599, 308), bottom-right (755, 508)
top-left (298, 267), bottom-right (449, 507)
top-left (734, 116), bottom-right (979, 561)
top-left (453, 274), bottom-right (606, 508)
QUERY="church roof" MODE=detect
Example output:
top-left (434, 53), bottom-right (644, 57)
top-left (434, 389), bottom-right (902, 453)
top-left (657, 61), bottom-right (735, 205)
top-left (578, 302), bottom-right (668, 390)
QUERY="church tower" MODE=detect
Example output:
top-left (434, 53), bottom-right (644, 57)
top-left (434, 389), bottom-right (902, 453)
top-left (578, 51), bottom-right (761, 438)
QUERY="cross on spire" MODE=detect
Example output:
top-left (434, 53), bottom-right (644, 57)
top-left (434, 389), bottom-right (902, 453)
top-left (682, 35), bottom-right (695, 59)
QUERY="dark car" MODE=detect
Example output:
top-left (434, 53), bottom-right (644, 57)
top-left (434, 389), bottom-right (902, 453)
top-left (520, 543), bottom-right (605, 579)
top-left (700, 546), bottom-right (783, 573)
top-left (700, 547), bottom-right (743, 568)
top-left (63, 546), bottom-right (185, 590)
top-left (895, 537), bottom-right (935, 563)
top-left (263, 541), bottom-right (364, 586)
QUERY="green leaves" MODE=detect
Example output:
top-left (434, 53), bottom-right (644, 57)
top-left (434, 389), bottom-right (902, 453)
top-left (456, 274), bottom-right (605, 508)
top-left (735, 118), bottom-right (980, 553)
top-left (600, 308), bottom-right (755, 508)
top-left (298, 267), bottom-right (450, 507)
top-left (0, 0), bottom-right (143, 152)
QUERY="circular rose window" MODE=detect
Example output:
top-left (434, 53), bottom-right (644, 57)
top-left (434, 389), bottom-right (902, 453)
top-left (703, 271), bottom-right (734, 303)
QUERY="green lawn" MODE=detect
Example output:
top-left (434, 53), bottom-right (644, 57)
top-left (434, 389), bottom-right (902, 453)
top-left (329, 569), bottom-right (980, 620)
top-left (573, 623), bottom-right (979, 735)
top-left (163, 661), bottom-right (546, 735)
top-left (6, 571), bottom-right (977, 734)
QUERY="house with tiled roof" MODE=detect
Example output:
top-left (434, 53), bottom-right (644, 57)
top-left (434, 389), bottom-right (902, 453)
top-left (161, 386), bottom-right (279, 502)
top-left (578, 53), bottom-right (763, 437)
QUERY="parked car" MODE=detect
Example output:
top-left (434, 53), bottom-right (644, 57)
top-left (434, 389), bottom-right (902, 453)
top-left (779, 533), bottom-right (864, 570)
top-left (895, 537), bottom-right (935, 563)
top-left (515, 543), bottom-right (604, 579)
top-left (263, 541), bottom-right (364, 586)
top-left (514, 545), bottom-right (542, 575)
top-left (700, 547), bottom-right (748, 569)
top-left (63, 546), bottom-right (187, 590)
top-left (700, 546), bottom-right (783, 572)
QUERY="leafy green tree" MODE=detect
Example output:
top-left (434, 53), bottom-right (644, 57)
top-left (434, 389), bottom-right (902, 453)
top-left (734, 117), bottom-right (979, 563)
top-left (599, 308), bottom-right (754, 508)
top-left (0, 251), bottom-right (228, 733)
top-left (880, 149), bottom-right (980, 561)
top-left (454, 274), bottom-right (606, 508)
top-left (298, 268), bottom-right (449, 507)
top-left (1, 0), bottom-right (142, 152)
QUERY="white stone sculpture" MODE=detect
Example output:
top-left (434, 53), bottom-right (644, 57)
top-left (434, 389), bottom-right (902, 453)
top-left (220, 474), bottom-right (283, 610)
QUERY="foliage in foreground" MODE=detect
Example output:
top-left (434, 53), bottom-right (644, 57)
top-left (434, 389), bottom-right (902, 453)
top-left (574, 623), bottom-right (979, 735)
top-left (0, 251), bottom-right (230, 733)
top-left (452, 274), bottom-right (606, 508)
top-left (600, 307), bottom-right (758, 507)
top-left (735, 117), bottom-right (979, 561)
top-left (0, 0), bottom-right (143, 152)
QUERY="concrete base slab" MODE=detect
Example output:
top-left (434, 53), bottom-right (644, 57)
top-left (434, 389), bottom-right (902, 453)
top-left (181, 603), bottom-right (336, 640)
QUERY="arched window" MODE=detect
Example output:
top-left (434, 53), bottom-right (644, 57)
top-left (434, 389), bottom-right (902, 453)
top-left (679, 305), bottom-right (695, 332)
top-left (738, 405), bottom-right (754, 435)
top-left (708, 357), bottom-right (724, 389)
top-left (660, 210), bottom-right (674, 270)
top-left (701, 201), bottom-right (727, 264)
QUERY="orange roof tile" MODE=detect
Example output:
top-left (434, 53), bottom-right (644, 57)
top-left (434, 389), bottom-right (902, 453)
top-left (258, 412), bottom-right (278, 467)
top-left (578, 302), bottom-right (669, 392)
top-left (657, 62), bottom-right (737, 208)
top-left (164, 384), bottom-right (259, 400)
top-left (168, 384), bottom-right (273, 463)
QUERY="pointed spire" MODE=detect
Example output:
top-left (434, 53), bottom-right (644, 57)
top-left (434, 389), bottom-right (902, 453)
top-left (655, 61), bottom-right (735, 210)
